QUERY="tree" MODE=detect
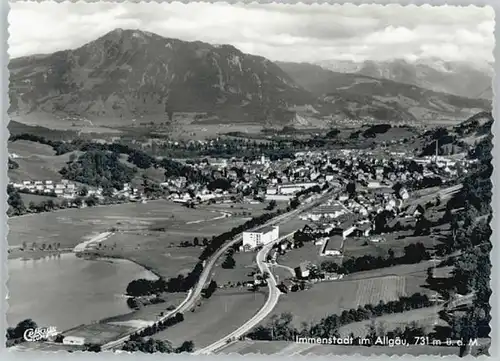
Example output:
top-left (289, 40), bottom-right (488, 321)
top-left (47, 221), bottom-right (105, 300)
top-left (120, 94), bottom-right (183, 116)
top-left (85, 195), bottom-right (99, 207)
top-left (373, 210), bottom-right (393, 234)
top-left (266, 200), bottom-right (277, 211)
top-left (175, 340), bottom-right (194, 353)
top-left (290, 198), bottom-right (300, 210)
top-left (414, 216), bottom-right (431, 236)
top-left (11, 319), bottom-right (37, 340)
top-left (346, 182), bottom-right (356, 198)
top-left (320, 260), bottom-right (339, 273)
top-left (79, 186), bottom-right (88, 197)
top-left (222, 254), bottom-right (236, 269)
top-left (392, 182), bottom-right (403, 196)
top-left (7, 185), bottom-right (26, 216)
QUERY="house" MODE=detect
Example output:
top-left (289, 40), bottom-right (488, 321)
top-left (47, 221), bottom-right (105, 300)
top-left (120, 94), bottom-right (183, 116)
top-left (406, 204), bottom-right (425, 217)
top-left (321, 236), bottom-right (343, 256)
top-left (331, 219), bottom-right (356, 239)
top-left (338, 194), bottom-right (349, 202)
top-left (278, 279), bottom-right (295, 293)
top-left (370, 236), bottom-right (385, 243)
top-left (266, 187), bottom-right (278, 195)
top-left (399, 187), bottom-right (410, 200)
top-left (294, 262), bottom-right (311, 279)
top-left (353, 222), bottom-right (371, 237)
top-left (367, 181), bottom-right (381, 189)
top-left (242, 225), bottom-right (279, 249)
top-left (62, 336), bottom-right (85, 345)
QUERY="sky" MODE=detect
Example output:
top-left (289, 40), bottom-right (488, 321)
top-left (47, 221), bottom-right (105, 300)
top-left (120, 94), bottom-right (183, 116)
top-left (8, 2), bottom-right (495, 65)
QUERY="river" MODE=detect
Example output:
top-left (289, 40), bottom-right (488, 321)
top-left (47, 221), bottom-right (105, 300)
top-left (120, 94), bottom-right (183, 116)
top-left (7, 253), bottom-right (157, 332)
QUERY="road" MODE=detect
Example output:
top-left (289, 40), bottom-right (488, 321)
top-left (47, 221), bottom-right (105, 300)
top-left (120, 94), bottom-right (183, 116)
top-left (193, 232), bottom-right (295, 355)
top-left (194, 189), bottom-right (337, 355)
top-left (73, 231), bottom-right (114, 253)
top-left (102, 188), bottom-right (335, 351)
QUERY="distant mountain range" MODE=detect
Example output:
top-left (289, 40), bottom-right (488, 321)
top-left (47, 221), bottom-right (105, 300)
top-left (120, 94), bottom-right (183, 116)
top-left (8, 28), bottom-right (492, 126)
top-left (9, 29), bottom-right (312, 124)
top-left (316, 58), bottom-right (493, 100)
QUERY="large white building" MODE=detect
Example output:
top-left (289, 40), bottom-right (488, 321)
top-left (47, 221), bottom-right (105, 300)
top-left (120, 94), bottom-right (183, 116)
top-left (242, 225), bottom-right (280, 249)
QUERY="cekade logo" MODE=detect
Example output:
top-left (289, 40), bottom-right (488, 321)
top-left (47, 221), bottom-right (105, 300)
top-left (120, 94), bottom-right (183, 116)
top-left (23, 327), bottom-right (58, 342)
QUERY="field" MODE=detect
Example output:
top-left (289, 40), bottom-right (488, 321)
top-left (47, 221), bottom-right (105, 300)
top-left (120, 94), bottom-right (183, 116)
top-left (154, 288), bottom-right (267, 349)
top-left (63, 323), bottom-right (135, 345)
top-left (337, 306), bottom-right (447, 338)
top-left (276, 217), bottom-right (309, 236)
top-left (9, 140), bottom-right (55, 157)
top-left (8, 200), bottom-right (267, 259)
top-left (354, 276), bottom-right (406, 306)
top-left (19, 193), bottom-right (62, 205)
top-left (213, 251), bottom-right (258, 287)
top-left (101, 292), bottom-right (188, 324)
top-left (218, 340), bottom-right (461, 356)
top-left (263, 262), bottom-right (433, 328)
top-left (8, 200), bottom-right (266, 247)
top-left (342, 232), bottom-right (442, 259)
top-left (10, 113), bottom-right (123, 134)
top-left (277, 242), bottom-right (324, 270)
top-left (98, 232), bottom-right (201, 278)
top-left (8, 140), bottom-right (77, 182)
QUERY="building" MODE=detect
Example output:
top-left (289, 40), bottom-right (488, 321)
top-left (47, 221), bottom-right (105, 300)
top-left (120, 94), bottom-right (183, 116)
top-left (62, 336), bottom-right (85, 345)
top-left (242, 225), bottom-right (279, 249)
top-left (295, 261), bottom-right (311, 279)
top-left (277, 182), bottom-right (318, 195)
top-left (321, 236), bottom-right (344, 256)
top-left (353, 222), bottom-right (372, 237)
top-left (331, 219), bottom-right (357, 239)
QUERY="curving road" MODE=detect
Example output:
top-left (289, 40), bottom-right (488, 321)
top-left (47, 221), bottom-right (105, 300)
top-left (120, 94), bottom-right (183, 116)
top-left (102, 191), bottom-right (330, 351)
top-left (193, 232), bottom-right (295, 355)
top-left (194, 189), bottom-right (337, 355)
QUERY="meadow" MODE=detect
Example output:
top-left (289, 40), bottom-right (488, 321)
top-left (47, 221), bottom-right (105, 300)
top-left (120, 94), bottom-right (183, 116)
top-left (263, 262), bottom-right (433, 328)
top-left (155, 288), bottom-right (267, 350)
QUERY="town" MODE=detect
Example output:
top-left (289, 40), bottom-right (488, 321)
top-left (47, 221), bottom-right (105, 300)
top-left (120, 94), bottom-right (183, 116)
top-left (5, 2), bottom-right (493, 358)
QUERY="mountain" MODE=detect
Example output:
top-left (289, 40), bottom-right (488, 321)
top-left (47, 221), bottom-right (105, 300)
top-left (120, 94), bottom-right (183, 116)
top-left (418, 111), bottom-right (493, 157)
top-left (9, 29), bottom-right (492, 128)
top-left (316, 58), bottom-right (493, 100)
top-left (277, 62), bottom-right (491, 124)
top-left (8, 29), bottom-right (314, 124)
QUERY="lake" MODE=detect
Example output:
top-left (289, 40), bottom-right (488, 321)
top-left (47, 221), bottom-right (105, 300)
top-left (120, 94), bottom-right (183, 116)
top-left (7, 253), bottom-right (157, 332)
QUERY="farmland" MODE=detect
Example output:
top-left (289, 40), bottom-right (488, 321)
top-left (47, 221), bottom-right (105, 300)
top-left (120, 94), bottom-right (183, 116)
top-left (262, 262), bottom-right (433, 328)
top-left (342, 231), bottom-right (443, 259)
top-left (8, 140), bottom-right (78, 182)
top-left (63, 323), bottom-right (135, 345)
top-left (218, 340), bottom-right (461, 356)
top-left (155, 288), bottom-right (267, 349)
top-left (354, 276), bottom-right (406, 306)
top-left (212, 251), bottom-right (258, 287)
top-left (7, 200), bottom-right (268, 260)
top-left (337, 306), bottom-right (447, 338)
top-left (277, 242), bottom-right (325, 270)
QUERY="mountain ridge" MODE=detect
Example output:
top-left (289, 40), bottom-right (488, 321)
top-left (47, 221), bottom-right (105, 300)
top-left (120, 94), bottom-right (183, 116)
top-left (8, 28), bottom-right (492, 127)
top-left (9, 28), bottom-right (313, 124)
top-left (277, 61), bottom-right (491, 124)
top-left (315, 58), bottom-right (493, 100)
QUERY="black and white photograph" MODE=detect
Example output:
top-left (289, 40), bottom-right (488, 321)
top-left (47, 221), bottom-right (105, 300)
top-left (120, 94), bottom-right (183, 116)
top-left (5, 1), bottom-right (494, 356)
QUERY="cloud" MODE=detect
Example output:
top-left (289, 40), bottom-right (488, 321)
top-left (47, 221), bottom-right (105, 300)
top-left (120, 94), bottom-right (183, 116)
top-left (8, 2), bottom-right (494, 65)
